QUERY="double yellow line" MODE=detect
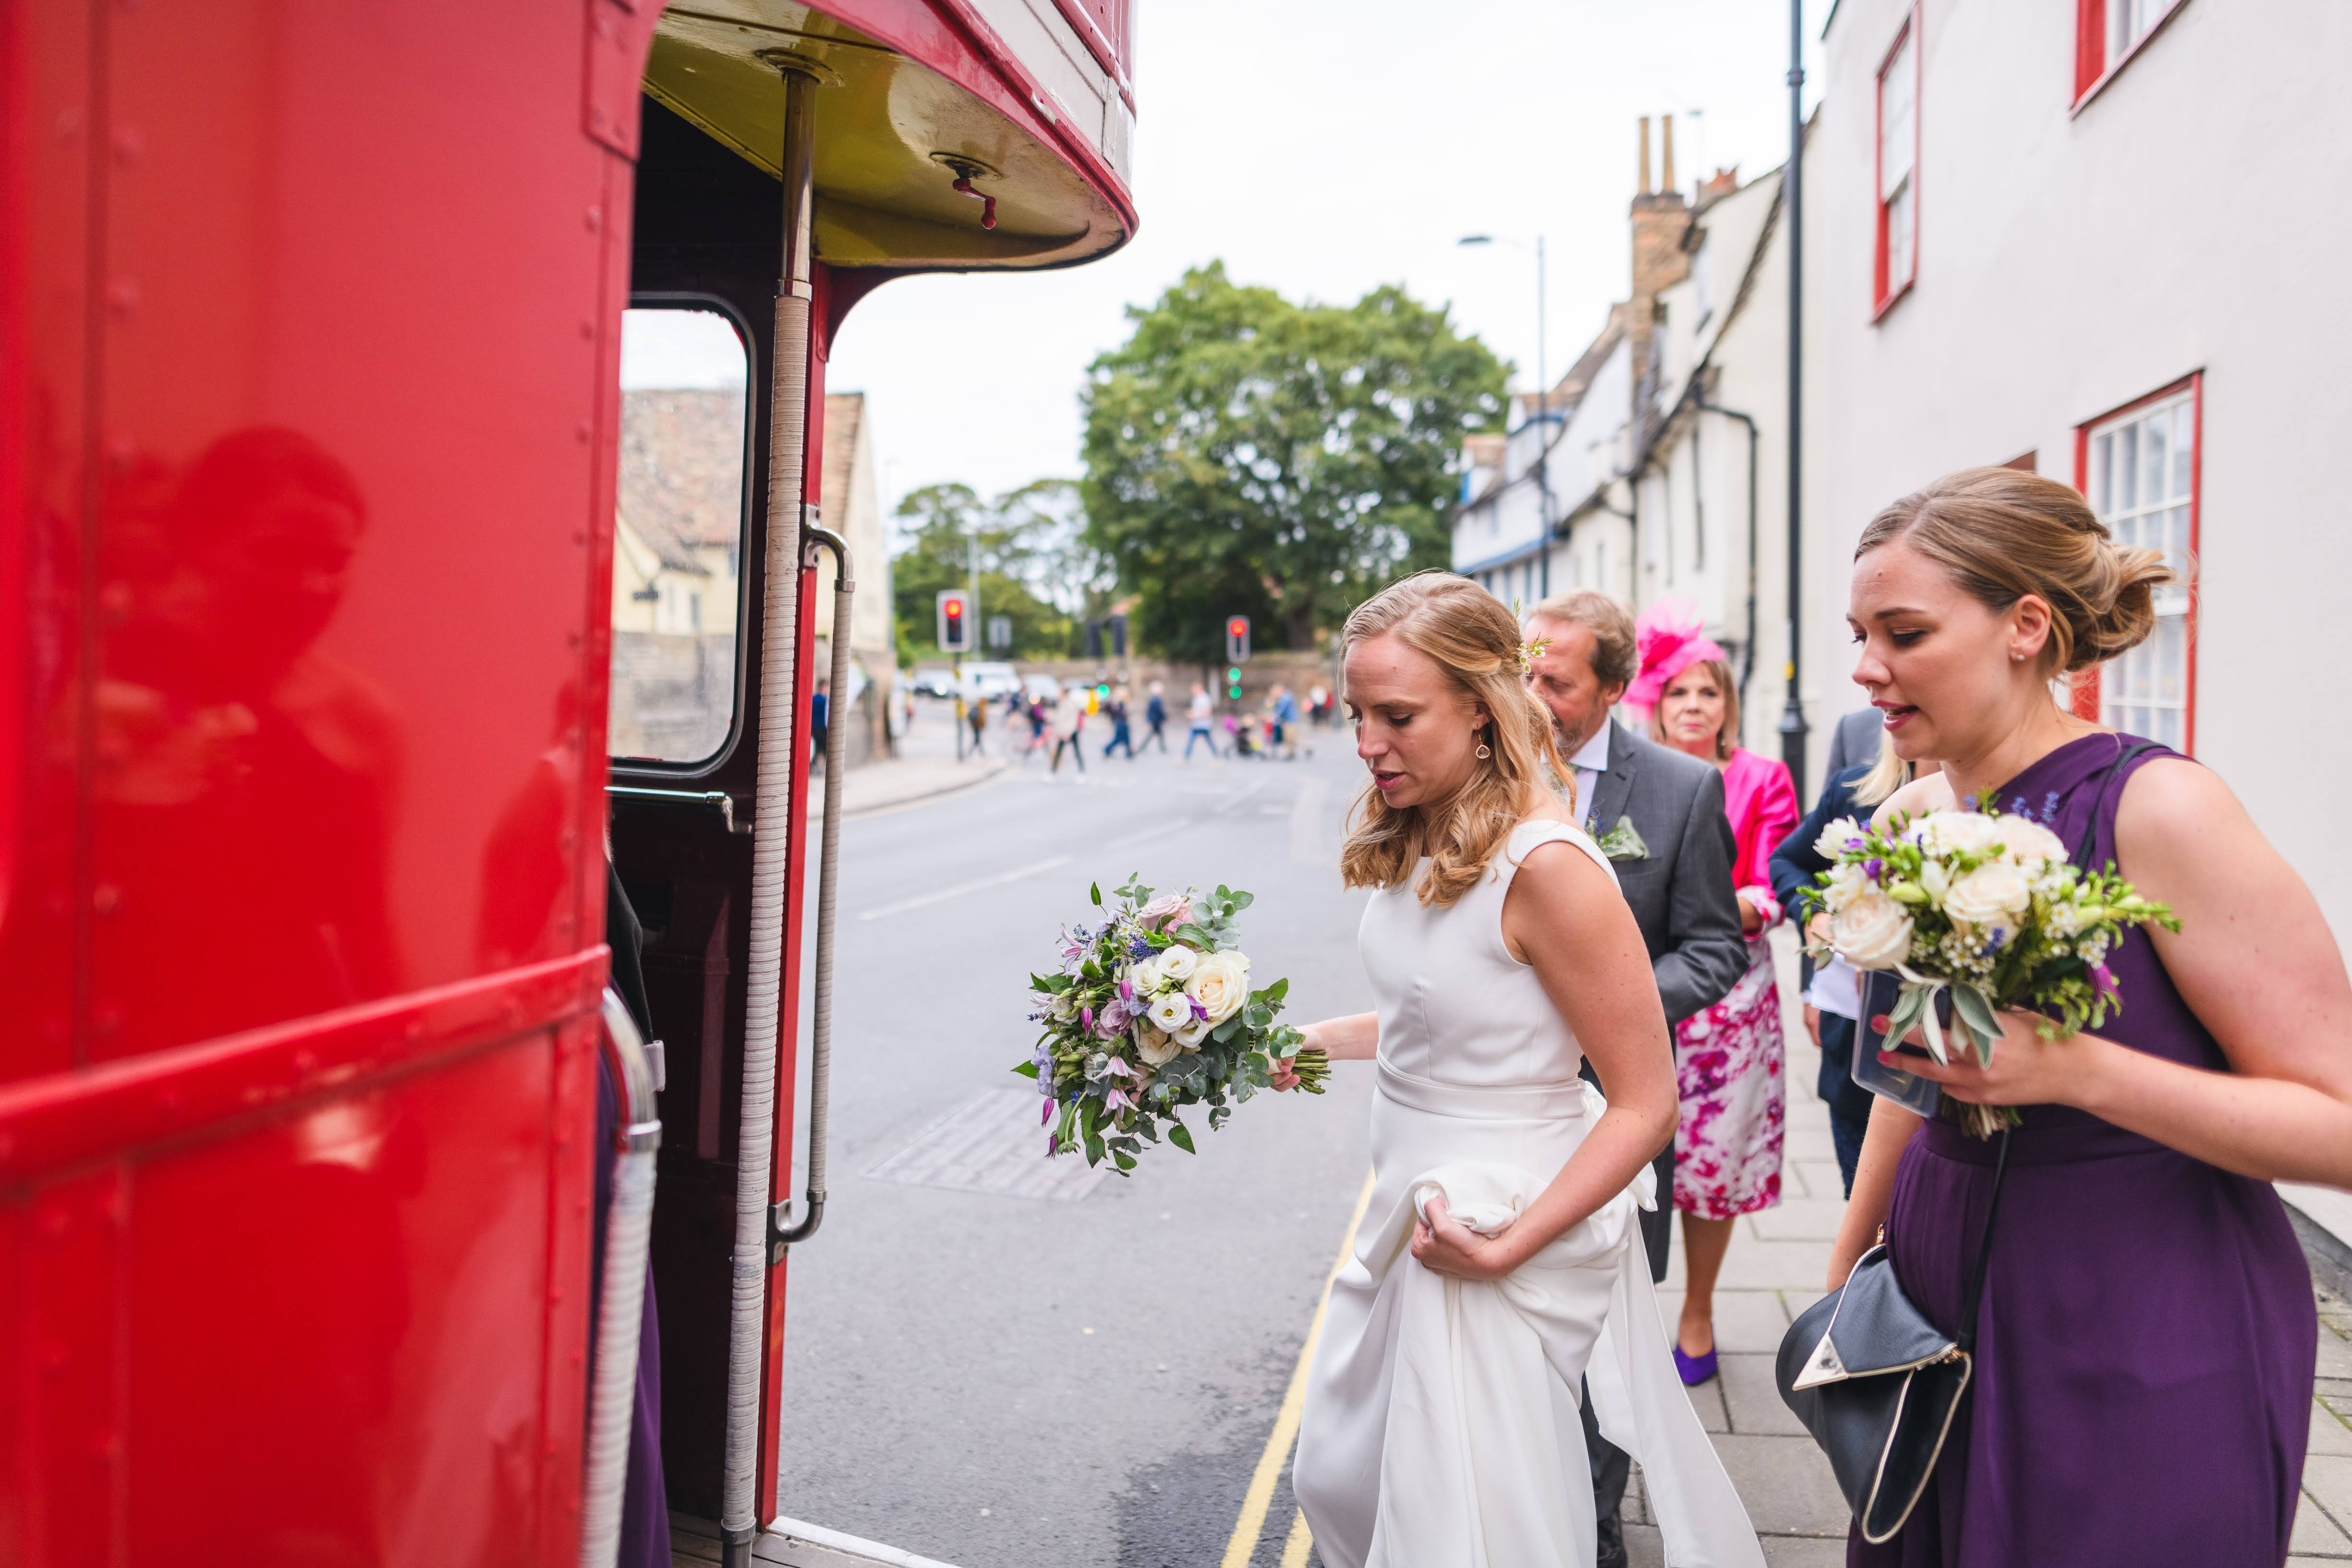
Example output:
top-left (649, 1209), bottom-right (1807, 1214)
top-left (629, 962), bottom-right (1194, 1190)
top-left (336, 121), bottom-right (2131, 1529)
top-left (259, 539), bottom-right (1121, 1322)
top-left (1218, 1169), bottom-right (1378, 1568)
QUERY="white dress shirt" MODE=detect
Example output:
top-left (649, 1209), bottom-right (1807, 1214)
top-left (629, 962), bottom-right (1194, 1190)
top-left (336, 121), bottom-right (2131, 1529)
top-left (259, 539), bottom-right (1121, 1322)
top-left (1566, 723), bottom-right (1611, 827)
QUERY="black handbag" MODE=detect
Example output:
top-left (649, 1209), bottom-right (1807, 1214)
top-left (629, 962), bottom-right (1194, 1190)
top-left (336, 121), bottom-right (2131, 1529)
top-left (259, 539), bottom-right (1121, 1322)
top-left (1773, 1130), bottom-right (2010, 1542)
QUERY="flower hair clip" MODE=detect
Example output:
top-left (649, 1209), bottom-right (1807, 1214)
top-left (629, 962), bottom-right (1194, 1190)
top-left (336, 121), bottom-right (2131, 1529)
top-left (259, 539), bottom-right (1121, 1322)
top-left (1510, 598), bottom-right (1551, 675)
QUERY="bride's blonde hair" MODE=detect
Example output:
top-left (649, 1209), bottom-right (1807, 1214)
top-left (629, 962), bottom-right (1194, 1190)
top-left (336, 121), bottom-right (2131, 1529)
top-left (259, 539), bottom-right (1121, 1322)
top-left (1338, 572), bottom-right (1567, 907)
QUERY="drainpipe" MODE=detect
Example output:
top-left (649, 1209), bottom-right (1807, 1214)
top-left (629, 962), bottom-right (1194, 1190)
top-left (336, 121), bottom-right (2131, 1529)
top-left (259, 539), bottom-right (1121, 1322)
top-left (1780, 0), bottom-right (1812, 790)
top-left (1697, 397), bottom-right (1761, 708)
top-left (724, 54), bottom-right (820, 1568)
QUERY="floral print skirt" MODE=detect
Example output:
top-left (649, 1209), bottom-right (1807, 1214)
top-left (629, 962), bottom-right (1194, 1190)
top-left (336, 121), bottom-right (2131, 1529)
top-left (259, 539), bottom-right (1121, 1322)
top-left (1672, 936), bottom-right (1785, 1220)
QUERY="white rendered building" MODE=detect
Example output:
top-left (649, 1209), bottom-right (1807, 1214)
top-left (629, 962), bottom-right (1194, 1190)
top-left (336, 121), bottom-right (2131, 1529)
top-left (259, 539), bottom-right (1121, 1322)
top-left (1808, 0), bottom-right (2352, 946)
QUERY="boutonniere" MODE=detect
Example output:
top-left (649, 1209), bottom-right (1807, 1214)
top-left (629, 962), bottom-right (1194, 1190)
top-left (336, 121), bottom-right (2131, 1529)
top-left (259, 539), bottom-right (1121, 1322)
top-left (1588, 814), bottom-right (1650, 863)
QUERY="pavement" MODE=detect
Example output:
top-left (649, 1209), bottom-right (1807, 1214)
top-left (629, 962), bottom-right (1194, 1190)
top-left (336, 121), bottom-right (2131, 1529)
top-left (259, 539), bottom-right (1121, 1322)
top-left (771, 704), bottom-right (2352, 1566)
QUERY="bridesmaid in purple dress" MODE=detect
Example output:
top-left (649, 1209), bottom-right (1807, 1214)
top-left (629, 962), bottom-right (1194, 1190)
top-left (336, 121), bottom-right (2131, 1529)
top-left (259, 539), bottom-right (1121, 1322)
top-left (1822, 467), bottom-right (2352, 1567)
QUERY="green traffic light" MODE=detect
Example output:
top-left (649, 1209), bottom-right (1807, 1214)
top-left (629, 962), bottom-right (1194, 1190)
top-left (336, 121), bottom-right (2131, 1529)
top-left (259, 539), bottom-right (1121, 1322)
top-left (1227, 666), bottom-right (1240, 681)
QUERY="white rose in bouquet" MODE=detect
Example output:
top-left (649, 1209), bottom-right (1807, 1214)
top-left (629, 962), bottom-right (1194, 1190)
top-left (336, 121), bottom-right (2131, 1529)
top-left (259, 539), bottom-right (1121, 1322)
top-left (1831, 888), bottom-right (1916, 968)
top-left (1814, 816), bottom-right (1867, 860)
top-left (1125, 955), bottom-right (1162, 995)
top-left (1922, 811), bottom-right (2003, 857)
top-left (1944, 861), bottom-right (2033, 930)
top-left (1996, 815), bottom-right (2069, 867)
top-left (1135, 1025), bottom-right (1184, 1067)
top-left (1185, 950), bottom-right (1252, 1025)
top-left (1155, 944), bottom-right (1200, 983)
top-left (1173, 1017), bottom-right (1212, 1048)
top-left (1147, 991), bottom-right (1195, 1033)
top-left (1821, 860), bottom-right (1869, 912)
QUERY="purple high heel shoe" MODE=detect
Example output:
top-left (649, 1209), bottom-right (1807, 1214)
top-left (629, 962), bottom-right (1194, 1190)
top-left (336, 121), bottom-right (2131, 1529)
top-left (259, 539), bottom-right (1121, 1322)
top-left (1673, 1341), bottom-right (1718, 1386)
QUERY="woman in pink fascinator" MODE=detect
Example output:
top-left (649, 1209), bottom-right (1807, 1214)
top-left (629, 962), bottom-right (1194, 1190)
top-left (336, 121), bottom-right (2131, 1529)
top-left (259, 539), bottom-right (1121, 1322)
top-left (1628, 597), bottom-right (1798, 1388)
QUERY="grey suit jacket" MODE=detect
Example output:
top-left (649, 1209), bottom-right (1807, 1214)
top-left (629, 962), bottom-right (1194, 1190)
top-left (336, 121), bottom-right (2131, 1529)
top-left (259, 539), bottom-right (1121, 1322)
top-left (1822, 707), bottom-right (1885, 784)
top-left (1578, 721), bottom-right (1748, 1028)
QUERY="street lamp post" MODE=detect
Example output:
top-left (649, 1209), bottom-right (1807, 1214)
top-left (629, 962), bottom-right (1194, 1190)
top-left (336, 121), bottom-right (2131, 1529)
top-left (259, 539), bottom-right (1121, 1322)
top-left (1459, 233), bottom-right (1552, 600)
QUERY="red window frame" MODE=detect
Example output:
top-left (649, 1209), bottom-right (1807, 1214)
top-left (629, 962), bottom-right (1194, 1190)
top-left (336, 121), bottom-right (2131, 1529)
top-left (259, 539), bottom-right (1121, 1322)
top-left (1871, 8), bottom-right (1922, 320)
top-left (2068, 372), bottom-right (2203, 751)
top-left (2073, 0), bottom-right (2191, 111)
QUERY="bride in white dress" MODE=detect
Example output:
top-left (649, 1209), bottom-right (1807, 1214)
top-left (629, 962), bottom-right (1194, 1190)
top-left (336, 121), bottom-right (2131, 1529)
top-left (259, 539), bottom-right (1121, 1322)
top-left (1280, 574), bottom-right (1761, 1568)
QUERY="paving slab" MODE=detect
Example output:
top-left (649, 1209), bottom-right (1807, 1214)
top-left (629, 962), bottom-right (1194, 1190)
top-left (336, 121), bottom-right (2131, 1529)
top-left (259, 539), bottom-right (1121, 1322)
top-left (2292, 1484), bottom-right (2352, 1556)
top-left (1719, 1352), bottom-right (1809, 1437)
top-left (2307, 1455), bottom-right (2352, 1532)
top-left (2316, 1398), bottom-right (2352, 1459)
top-left (1655, 1286), bottom-right (1793, 1354)
top-left (1747, 1197), bottom-right (1850, 1242)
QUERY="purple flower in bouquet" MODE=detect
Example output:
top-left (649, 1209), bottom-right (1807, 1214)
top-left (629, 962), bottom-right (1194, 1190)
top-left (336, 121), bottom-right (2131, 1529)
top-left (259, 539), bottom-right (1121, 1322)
top-left (1099, 999), bottom-right (1133, 1035)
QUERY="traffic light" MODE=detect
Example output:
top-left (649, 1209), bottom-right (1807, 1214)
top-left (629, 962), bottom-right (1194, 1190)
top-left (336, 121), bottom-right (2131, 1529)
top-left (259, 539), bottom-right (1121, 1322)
top-left (936, 589), bottom-right (971, 652)
top-left (1224, 615), bottom-right (1250, 664)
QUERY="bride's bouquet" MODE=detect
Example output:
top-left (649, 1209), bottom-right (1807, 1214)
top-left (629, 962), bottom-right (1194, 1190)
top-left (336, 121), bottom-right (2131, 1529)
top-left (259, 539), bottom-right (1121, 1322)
top-left (1020, 875), bottom-right (1329, 1172)
top-left (1808, 804), bottom-right (2179, 1137)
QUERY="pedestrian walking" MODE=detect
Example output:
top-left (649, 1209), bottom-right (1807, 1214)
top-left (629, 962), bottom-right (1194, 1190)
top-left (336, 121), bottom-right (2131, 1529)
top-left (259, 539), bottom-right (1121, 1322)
top-left (966, 686), bottom-right (987, 758)
top-left (1102, 687), bottom-right (1134, 759)
top-left (1182, 683), bottom-right (1217, 760)
top-left (1025, 694), bottom-right (1048, 757)
top-left (1307, 682), bottom-right (1332, 727)
top-left (1769, 729), bottom-right (1925, 1194)
top-left (1522, 589), bottom-right (1749, 1568)
top-left (1272, 683), bottom-right (1300, 759)
top-left (810, 678), bottom-right (830, 772)
top-left (1629, 599), bottom-right (1797, 1391)
top-left (1142, 681), bottom-right (1169, 753)
top-left (1829, 467), bottom-right (2352, 1565)
top-left (1049, 685), bottom-right (1087, 775)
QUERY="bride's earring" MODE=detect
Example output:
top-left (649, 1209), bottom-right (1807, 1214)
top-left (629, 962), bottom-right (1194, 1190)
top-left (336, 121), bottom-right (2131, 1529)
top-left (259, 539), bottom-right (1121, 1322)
top-left (1474, 730), bottom-right (1492, 761)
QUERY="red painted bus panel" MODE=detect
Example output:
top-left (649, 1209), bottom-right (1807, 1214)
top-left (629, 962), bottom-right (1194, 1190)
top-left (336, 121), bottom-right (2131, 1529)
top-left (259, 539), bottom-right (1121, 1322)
top-left (1, 0), bottom-right (1127, 1553)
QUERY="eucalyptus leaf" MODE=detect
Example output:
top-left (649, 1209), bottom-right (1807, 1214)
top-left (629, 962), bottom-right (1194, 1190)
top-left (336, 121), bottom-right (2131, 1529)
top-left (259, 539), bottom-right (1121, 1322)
top-left (1168, 1123), bottom-right (1196, 1155)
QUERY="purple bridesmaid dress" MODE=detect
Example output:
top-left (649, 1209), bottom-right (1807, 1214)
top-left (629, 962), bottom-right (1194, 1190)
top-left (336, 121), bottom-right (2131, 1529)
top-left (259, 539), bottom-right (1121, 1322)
top-left (1850, 734), bottom-right (2316, 1567)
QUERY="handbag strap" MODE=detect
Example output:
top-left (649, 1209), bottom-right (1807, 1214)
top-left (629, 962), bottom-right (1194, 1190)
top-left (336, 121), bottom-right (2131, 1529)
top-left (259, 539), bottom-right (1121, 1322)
top-left (1955, 735), bottom-right (2161, 1353)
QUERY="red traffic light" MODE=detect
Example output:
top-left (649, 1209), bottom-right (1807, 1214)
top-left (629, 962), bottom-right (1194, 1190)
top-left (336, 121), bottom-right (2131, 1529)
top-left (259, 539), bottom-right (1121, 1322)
top-left (1227, 617), bottom-right (1248, 636)
top-left (945, 600), bottom-right (964, 620)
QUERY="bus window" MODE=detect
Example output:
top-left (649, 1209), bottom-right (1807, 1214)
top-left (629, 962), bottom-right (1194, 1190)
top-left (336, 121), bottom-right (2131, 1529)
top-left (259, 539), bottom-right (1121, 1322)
top-left (611, 306), bottom-right (749, 764)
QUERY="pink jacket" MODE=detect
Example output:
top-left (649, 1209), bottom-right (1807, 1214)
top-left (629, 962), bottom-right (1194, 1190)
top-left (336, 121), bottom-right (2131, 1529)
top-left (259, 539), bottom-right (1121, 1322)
top-left (1721, 746), bottom-right (1800, 926)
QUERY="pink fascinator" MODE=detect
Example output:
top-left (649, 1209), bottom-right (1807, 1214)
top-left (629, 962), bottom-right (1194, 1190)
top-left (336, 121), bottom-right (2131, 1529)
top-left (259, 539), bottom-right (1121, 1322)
top-left (1625, 596), bottom-right (1727, 717)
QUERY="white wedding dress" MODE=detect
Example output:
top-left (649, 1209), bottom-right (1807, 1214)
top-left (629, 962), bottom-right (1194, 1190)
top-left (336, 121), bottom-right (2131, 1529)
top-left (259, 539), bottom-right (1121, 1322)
top-left (1293, 819), bottom-right (1764, 1568)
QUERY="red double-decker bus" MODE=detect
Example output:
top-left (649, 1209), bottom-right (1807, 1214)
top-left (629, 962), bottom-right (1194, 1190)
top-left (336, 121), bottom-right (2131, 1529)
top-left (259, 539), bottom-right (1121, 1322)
top-left (0, 3), bottom-right (1134, 1562)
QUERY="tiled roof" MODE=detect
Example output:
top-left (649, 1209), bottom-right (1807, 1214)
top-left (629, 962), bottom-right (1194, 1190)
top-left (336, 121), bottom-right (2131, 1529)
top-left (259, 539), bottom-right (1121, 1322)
top-left (619, 389), bottom-right (746, 559)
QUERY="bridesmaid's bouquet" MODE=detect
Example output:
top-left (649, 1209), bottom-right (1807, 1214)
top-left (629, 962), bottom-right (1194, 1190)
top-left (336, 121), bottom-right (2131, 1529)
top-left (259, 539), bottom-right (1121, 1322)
top-left (1020, 875), bottom-right (1329, 1172)
top-left (1806, 805), bottom-right (2180, 1136)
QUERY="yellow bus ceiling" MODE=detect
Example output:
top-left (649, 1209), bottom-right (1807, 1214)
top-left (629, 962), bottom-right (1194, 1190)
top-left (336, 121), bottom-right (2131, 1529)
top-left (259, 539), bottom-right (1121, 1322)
top-left (645, 3), bottom-right (1121, 268)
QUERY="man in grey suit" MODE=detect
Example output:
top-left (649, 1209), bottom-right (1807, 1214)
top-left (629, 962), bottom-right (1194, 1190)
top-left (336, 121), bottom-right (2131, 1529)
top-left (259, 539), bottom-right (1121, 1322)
top-left (1524, 590), bottom-right (1749, 1568)
top-left (1822, 705), bottom-right (1886, 786)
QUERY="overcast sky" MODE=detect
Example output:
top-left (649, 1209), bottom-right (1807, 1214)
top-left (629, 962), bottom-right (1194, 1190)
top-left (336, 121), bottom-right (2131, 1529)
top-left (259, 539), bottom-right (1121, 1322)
top-left (643, 1), bottom-right (1828, 521)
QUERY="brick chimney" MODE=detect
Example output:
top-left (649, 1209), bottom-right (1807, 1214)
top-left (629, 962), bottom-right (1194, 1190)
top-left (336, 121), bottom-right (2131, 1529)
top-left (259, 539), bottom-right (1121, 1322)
top-left (1627, 114), bottom-right (1692, 412)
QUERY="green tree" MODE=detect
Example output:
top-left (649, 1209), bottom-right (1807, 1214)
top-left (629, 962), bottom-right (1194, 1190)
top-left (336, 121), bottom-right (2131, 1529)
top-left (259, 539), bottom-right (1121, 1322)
top-left (889, 482), bottom-right (1080, 664)
top-left (1080, 263), bottom-right (1506, 664)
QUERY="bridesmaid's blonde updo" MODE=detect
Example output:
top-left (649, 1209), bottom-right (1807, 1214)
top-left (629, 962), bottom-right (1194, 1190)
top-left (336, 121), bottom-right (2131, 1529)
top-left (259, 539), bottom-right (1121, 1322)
top-left (1855, 466), bottom-right (2173, 674)
top-left (1338, 571), bottom-right (1566, 908)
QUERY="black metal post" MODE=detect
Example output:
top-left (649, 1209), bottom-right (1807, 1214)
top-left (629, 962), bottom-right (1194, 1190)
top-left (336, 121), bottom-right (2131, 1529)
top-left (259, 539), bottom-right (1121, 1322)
top-left (1778, 0), bottom-right (1811, 792)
